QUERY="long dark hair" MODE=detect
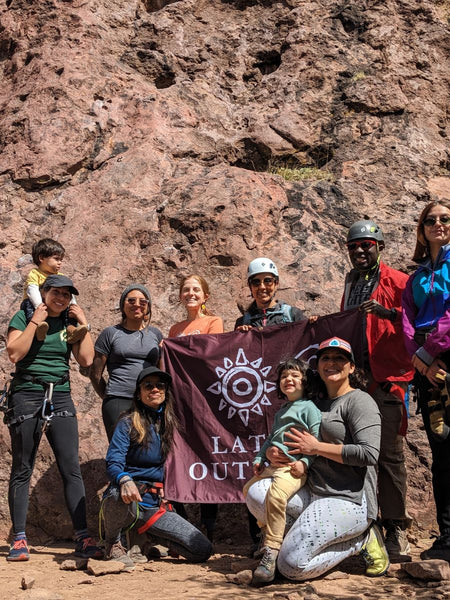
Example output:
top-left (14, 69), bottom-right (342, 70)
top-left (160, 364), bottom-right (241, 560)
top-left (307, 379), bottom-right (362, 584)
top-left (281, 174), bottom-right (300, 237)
top-left (413, 200), bottom-right (450, 262)
top-left (127, 384), bottom-right (178, 457)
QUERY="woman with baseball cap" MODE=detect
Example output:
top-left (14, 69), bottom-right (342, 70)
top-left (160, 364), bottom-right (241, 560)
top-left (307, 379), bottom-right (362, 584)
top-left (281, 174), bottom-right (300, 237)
top-left (246, 337), bottom-right (388, 581)
top-left (90, 284), bottom-right (163, 441)
top-left (6, 275), bottom-right (100, 562)
top-left (101, 366), bottom-right (212, 568)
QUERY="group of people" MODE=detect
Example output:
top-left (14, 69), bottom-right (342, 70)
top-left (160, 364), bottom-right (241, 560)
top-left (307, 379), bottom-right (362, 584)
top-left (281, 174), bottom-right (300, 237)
top-left (3, 199), bottom-right (450, 585)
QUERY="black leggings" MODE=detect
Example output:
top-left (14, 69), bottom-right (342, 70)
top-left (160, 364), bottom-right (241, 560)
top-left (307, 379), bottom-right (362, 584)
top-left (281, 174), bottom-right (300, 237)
top-left (8, 392), bottom-right (87, 534)
top-left (102, 396), bottom-right (133, 442)
top-left (415, 351), bottom-right (450, 535)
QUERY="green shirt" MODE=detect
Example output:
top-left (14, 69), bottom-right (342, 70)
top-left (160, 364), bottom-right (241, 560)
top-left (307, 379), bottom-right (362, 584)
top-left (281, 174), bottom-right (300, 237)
top-left (254, 398), bottom-right (322, 469)
top-left (9, 310), bottom-right (71, 392)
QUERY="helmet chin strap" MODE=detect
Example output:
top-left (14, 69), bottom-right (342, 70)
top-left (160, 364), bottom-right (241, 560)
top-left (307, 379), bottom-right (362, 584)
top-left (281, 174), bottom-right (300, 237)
top-left (362, 249), bottom-right (381, 280)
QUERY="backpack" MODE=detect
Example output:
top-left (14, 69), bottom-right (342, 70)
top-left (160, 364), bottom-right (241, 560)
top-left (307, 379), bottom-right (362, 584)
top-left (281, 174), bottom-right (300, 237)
top-left (242, 303), bottom-right (293, 325)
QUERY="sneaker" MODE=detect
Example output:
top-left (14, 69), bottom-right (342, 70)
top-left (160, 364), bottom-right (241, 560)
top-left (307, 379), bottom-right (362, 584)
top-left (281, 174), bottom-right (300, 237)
top-left (105, 542), bottom-right (135, 570)
top-left (360, 524), bottom-right (390, 577)
top-left (421, 535), bottom-right (450, 561)
top-left (252, 546), bottom-right (278, 585)
top-left (35, 321), bottom-right (49, 342)
top-left (74, 536), bottom-right (103, 559)
top-left (127, 544), bottom-right (148, 564)
top-left (384, 523), bottom-right (410, 560)
top-left (6, 538), bottom-right (29, 562)
top-left (66, 324), bottom-right (88, 345)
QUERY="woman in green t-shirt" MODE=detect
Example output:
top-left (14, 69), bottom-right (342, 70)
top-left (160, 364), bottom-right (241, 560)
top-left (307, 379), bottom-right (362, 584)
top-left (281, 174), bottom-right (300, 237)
top-left (5, 274), bottom-right (100, 562)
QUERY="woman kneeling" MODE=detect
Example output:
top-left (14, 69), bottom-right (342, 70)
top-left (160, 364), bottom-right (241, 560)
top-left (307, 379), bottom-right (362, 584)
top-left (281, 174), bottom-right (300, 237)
top-left (102, 366), bottom-right (212, 569)
top-left (246, 337), bottom-right (388, 582)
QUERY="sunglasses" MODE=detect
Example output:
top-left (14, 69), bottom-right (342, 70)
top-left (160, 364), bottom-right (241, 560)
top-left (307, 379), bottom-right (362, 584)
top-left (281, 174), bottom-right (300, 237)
top-left (141, 381), bottom-right (166, 390)
top-left (250, 277), bottom-right (277, 287)
top-left (126, 298), bottom-right (149, 306)
top-left (423, 216), bottom-right (450, 227)
top-left (346, 240), bottom-right (377, 252)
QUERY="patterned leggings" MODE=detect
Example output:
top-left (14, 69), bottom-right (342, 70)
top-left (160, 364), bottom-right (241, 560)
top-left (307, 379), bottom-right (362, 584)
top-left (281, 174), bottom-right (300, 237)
top-left (246, 478), bottom-right (370, 580)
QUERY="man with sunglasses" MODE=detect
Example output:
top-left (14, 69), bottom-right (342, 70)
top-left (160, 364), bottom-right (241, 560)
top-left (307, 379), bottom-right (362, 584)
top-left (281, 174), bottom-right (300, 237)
top-left (341, 220), bottom-right (414, 561)
top-left (235, 257), bottom-right (306, 331)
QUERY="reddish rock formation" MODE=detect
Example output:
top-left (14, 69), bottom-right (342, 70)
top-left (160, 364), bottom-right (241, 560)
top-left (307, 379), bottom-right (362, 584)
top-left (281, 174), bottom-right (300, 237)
top-left (0, 0), bottom-right (448, 539)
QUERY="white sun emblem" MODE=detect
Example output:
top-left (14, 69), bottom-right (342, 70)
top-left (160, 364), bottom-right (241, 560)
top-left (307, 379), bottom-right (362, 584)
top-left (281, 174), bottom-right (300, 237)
top-left (206, 348), bottom-right (277, 427)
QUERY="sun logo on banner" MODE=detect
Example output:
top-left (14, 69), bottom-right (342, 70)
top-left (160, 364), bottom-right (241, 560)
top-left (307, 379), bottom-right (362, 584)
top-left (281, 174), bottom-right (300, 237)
top-left (206, 348), bottom-right (276, 427)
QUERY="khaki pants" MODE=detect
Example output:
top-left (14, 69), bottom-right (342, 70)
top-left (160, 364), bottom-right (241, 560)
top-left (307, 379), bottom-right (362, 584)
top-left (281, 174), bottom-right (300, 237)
top-left (243, 465), bottom-right (307, 550)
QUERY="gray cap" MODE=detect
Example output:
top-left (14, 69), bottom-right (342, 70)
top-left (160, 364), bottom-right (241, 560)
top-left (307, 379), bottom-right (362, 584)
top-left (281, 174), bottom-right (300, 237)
top-left (42, 274), bottom-right (79, 295)
top-left (119, 284), bottom-right (151, 312)
top-left (347, 220), bottom-right (384, 243)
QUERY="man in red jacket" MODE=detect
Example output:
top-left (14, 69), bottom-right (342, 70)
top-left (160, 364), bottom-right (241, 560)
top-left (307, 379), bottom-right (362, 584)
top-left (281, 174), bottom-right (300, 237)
top-left (342, 220), bottom-right (415, 560)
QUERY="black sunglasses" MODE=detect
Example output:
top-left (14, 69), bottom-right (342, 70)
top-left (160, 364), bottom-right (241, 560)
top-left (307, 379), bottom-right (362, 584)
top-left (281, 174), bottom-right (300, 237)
top-left (250, 277), bottom-right (277, 287)
top-left (141, 381), bottom-right (166, 390)
top-left (423, 216), bottom-right (450, 227)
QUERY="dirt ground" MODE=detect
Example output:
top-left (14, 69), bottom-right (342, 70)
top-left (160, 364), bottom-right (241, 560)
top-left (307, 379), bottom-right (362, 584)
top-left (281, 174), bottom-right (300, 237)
top-left (0, 535), bottom-right (448, 600)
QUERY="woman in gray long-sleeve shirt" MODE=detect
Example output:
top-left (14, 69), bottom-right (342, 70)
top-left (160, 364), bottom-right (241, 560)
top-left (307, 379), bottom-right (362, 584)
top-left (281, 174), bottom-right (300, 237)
top-left (246, 337), bottom-right (388, 582)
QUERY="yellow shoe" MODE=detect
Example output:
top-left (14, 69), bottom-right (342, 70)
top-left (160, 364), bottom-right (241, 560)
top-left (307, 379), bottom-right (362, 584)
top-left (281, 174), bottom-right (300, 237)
top-left (360, 524), bottom-right (390, 577)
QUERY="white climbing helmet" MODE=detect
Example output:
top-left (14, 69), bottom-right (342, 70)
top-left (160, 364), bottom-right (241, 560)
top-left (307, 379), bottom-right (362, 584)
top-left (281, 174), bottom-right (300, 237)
top-left (247, 257), bottom-right (279, 281)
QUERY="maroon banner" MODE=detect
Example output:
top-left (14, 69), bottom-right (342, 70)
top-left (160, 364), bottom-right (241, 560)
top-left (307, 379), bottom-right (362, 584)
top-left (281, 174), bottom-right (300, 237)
top-left (162, 309), bottom-right (363, 503)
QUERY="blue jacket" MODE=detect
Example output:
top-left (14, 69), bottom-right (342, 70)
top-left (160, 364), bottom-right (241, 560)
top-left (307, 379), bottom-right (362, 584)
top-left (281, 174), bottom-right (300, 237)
top-left (402, 244), bottom-right (450, 363)
top-left (106, 413), bottom-right (165, 508)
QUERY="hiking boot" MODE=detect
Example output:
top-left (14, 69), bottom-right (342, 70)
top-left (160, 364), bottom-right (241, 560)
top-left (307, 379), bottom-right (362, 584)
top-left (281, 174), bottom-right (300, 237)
top-left (7, 538), bottom-right (29, 562)
top-left (74, 536), bottom-right (103, 559)
top-left (35, 321), bottom-right (49, 342)
top-left (360, 524), bottom-right (390, 577)
top-left (421, 535), bottom-right (450, 561)
top-left (384, 523), bottom-right (410, 560)
top-left (105, 542), bottom-right (135, 570)
top-left (252, 546), bottom-right (278, 585)
top-left (66, 324), bottom-right (88, 345)
top-left (127, 544), bottom-right (148, 564)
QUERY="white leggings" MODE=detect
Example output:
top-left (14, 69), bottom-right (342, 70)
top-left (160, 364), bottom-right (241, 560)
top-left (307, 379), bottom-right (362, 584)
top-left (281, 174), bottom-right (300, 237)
top-left (246, 478), bottom-right (370, 580)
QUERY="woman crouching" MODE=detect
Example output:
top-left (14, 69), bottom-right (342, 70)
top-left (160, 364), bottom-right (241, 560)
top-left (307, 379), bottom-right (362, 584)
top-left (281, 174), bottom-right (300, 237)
top-left (102, 366), bottom-right (212, 569)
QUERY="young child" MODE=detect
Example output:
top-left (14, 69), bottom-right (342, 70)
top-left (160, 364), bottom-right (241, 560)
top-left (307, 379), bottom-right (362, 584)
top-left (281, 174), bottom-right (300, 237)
top-left (21, 238), bottom-right (88, 344)
top-left (243, 358), bottom-right (322, 584)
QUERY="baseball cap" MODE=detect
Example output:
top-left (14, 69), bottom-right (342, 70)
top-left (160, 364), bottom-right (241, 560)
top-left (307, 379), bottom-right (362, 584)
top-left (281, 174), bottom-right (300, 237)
top-left (42, 274), bottom-right (79, 295)
top-left (316, 337), bottom-right (355, 362)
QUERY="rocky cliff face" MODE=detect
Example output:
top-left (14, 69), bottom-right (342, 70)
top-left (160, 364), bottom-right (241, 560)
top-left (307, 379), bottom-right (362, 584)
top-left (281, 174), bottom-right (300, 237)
top-left (0, 0), bottom-right (448, 539)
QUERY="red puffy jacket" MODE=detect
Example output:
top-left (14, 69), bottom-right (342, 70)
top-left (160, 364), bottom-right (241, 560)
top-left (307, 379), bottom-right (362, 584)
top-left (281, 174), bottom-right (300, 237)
top-left (341, 262), bottom-right (414, 383)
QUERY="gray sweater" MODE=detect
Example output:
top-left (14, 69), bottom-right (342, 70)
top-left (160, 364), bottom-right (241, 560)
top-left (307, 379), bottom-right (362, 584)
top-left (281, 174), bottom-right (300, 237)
top-left (308, 389), bottom-right (381, 521)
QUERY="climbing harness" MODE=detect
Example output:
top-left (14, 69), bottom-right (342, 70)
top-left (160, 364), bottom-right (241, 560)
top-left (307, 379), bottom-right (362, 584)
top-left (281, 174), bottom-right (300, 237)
top-left (5, 372), bottom-right (72, 432)
top-left (99, 481), bottom-right (173, 542)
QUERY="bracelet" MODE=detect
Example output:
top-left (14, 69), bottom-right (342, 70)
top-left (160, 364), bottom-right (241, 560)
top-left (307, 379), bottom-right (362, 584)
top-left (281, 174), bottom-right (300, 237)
top-left (119, 476), bottom-right (133, 486)
top-left (30, 321), bottom-right (39, 326)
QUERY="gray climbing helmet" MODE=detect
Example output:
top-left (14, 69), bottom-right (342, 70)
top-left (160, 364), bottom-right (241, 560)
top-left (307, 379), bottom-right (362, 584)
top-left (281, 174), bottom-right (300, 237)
top-left (347, 220), bottom-right (384, 243)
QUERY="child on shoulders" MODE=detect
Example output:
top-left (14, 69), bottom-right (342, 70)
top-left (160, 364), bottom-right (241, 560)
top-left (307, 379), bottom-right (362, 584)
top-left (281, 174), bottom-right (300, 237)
top-left (21, 238), bottom-right (88, 344)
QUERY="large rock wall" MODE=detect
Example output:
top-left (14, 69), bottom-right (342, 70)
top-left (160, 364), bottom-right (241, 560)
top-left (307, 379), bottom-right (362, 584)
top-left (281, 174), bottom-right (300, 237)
top-left (0, 0), bottom-right (448, 539)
